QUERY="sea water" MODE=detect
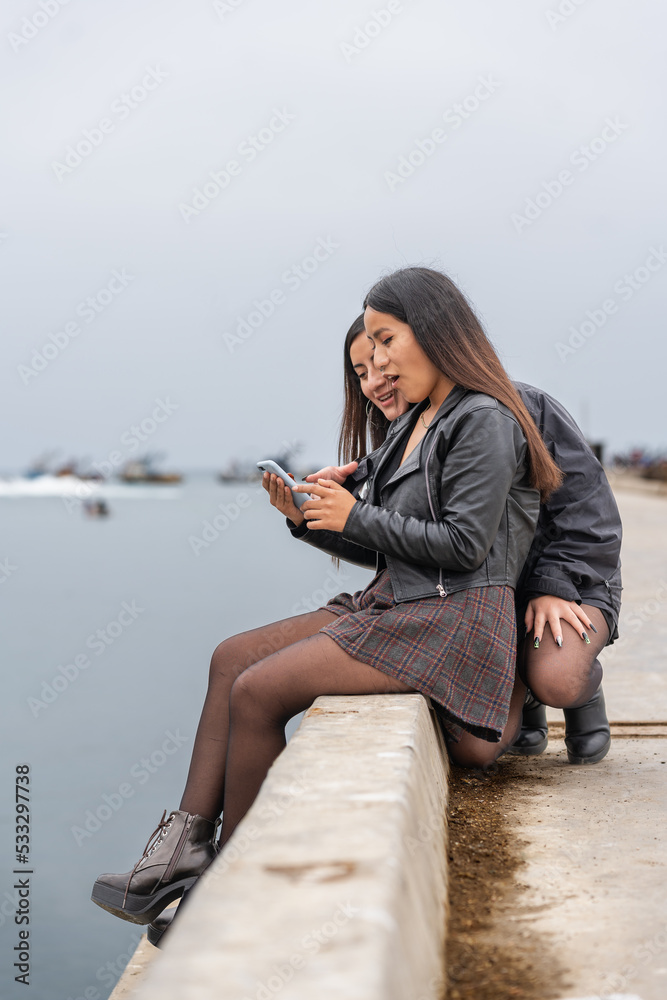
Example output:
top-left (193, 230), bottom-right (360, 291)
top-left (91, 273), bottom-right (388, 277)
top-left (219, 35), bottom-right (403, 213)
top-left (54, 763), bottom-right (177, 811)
top-left (0, 476), bottom-right (369, 1000)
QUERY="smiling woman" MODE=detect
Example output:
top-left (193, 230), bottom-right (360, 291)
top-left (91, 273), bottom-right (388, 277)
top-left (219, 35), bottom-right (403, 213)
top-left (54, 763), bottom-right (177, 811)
top-left (362, 268), bottom-right (562, 501)
top-left (322, 292), bottom-right (621, 767)
top-left (91, 266), bottom-right (556, 947)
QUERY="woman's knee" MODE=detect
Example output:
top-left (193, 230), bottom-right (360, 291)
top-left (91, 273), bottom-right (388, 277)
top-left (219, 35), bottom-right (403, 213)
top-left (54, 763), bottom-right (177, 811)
top-left (526, 655), bottom-right (602, 708)
top-left (448, 739), bottom-right (501, 771)
top-left (228, 668), bottom-right (282, 726)
top-left (209, 631), bottom-right (269, 685)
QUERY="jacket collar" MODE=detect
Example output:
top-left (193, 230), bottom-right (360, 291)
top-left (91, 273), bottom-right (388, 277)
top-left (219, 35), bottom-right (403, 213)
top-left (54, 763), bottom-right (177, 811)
top-left (375, 385), bottom-right (469, 489)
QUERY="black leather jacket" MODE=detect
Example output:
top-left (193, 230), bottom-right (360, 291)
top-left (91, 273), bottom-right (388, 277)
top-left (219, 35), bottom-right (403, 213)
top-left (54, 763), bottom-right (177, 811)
top-left (290, 386), bottom-right (540, 603)
top-left (513, 382), bottom-right (622, 638)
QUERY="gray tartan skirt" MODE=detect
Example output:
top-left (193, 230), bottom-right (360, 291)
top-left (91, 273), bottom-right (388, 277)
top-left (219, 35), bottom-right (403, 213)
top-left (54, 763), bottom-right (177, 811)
top-left (319, 568), bottom-right (517, 743)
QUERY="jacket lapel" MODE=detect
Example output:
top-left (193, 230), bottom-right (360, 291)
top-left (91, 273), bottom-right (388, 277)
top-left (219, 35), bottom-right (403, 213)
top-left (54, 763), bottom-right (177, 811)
top-left (380, 386), bottom-right (469, 491)
top-left (367, 407), bottom-right (417, 485)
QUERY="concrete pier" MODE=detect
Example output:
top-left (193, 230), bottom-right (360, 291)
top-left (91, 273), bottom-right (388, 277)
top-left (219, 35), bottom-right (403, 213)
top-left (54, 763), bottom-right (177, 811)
top-left (110, 694), bottom-right (449, 1000)
top-left (109, 481), bottom-right (667, 1000)
top-left (508, 485), bottom-right (667, 1000)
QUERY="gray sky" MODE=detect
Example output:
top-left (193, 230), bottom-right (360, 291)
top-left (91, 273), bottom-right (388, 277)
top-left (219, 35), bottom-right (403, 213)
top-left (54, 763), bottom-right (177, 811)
top-left (2, 0), bottom-right (665, 473)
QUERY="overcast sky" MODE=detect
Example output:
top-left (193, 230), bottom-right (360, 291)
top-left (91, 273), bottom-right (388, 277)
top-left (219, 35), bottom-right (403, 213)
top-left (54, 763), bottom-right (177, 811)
top-left (1, 0), bottom-right (665, 474)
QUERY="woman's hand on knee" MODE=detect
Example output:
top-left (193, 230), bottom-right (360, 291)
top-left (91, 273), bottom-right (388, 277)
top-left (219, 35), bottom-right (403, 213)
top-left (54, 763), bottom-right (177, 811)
top-left (525, 596), bottom-right (597, 648)
top-left (261, 472), bottom-right (305, 526)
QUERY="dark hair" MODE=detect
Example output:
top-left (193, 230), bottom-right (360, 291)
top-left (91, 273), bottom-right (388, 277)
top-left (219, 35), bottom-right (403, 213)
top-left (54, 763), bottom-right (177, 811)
top-left (338, 314), bottom-right (391, 463)
top-left (363, 267), bottom-right (562, 500)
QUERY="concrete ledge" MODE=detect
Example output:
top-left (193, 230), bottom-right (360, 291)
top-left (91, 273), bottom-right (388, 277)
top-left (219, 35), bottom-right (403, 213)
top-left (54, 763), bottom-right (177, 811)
top-left (108, 936), bottom-right (156, 999)
top-left (114, 694), bottom-right (449, 1000)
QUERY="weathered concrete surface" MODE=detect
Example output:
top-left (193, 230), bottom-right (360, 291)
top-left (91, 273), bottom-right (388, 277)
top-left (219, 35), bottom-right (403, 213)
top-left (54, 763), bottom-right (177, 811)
top-left (108, 936), bottom-right (155, 999)
top-left (509, 488), bottom-right (667, 1000)
top-left (545, 488), bottom-right (667, 725)
top-left (600, 489), bottom-right (667, 722)
top-left (504, 737), bottom-right (667, 1000)
top-left (116, 694), bottom-right (449, 1000)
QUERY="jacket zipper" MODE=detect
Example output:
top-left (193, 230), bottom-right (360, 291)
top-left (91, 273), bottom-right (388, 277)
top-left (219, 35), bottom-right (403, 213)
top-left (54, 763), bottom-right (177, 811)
top-left (424, 436), bottom-right (447, 597)
top-left (163, 814), bottom-right (194, 883)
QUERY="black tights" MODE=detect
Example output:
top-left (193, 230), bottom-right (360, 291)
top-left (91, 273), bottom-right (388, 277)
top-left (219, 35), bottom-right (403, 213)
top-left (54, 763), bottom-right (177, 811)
top-left (179, 609), bottom-right (527, 846)
top-left (519, 604), bottom-right (608, 708)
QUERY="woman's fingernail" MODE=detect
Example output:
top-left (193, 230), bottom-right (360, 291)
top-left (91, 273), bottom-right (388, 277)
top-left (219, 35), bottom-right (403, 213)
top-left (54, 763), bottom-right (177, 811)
top-left (533, 637), bottom-right (540, 649)
top-left (555, 636), bottom-right (563, 647)
top-left (524, 625), bottom-right (529, 636)
top-left (582, 631), bottom-right (591, 644)
top-left (589, 623), bottom-right (598, 634)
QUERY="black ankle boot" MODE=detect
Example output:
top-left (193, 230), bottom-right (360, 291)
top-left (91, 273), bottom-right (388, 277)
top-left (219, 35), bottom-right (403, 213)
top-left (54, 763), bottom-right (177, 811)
top-left (507, 691), bottom-right (548, 756)
top-left (147, 887), bottom-right (192, 948)
top-left (147, 906), bottom-right (177, 948)
top-left (564, 685), bottom-right (611, 765)
top-left (91, 810), bottom-right (218, 925)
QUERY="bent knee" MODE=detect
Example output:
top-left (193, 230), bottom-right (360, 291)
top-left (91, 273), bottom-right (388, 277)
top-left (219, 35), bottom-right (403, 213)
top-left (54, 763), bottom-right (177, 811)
top-left (529, 660), bottom-right (602, 709)
top-left (209, 631), bottom-right (264, 684)
top-left (228, 669), bottom-right (275, 722)
top-left (448, 741), bottom-right (501, 771)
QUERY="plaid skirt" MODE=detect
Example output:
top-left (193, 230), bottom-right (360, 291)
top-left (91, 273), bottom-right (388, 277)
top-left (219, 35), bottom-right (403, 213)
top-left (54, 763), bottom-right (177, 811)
top-left (319, 568), bottom-right (517, 743)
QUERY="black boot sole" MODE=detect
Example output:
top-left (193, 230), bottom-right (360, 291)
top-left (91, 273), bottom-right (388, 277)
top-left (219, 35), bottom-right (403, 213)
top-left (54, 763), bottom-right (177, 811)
top-left (565, 735), bottom-right (611, 765)
top-left (506, 733), bottom-right (549, 757)
top-left (91, 876), bottom-right (197, 925)
top-left (147, 921), bottom-right (167, 947)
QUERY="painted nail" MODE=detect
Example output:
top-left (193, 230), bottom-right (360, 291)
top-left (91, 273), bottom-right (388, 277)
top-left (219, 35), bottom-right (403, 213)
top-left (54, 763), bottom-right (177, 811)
top-left (588, 623), bottom-right (598, 634)
top-left (555, 636), bottom-right (563, 647)
top-left (533, 637), bottom-right (540, 649)
top-left (524, 625), bottom-right (529, 636)
top-left (581, 631), bottom-right (591, 644)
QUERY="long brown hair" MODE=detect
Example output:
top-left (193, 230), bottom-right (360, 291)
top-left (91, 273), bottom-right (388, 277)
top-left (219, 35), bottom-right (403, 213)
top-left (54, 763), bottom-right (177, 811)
top-left (338, 314), bottom-right (391, 464)
top-left (364, 267), bottom-right (562, 500)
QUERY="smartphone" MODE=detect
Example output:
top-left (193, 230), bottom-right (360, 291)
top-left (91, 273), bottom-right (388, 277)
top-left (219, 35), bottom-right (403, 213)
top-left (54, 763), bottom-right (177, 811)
top-left (257, 460), bottom-right (310, 508)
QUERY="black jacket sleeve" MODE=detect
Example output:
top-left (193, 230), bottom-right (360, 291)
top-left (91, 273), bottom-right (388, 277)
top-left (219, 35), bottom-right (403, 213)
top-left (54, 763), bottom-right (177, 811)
top-left (515, 383), bottom-right (622, 607)
top-left (285, 456), bottom-right (378, 568)
top-left (287, 517), bottom-right (378, 568)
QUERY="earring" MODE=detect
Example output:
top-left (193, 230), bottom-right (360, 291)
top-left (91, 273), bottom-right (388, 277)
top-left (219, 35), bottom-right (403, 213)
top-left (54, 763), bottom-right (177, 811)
top-left (365, 399), bottom-right (373, 417)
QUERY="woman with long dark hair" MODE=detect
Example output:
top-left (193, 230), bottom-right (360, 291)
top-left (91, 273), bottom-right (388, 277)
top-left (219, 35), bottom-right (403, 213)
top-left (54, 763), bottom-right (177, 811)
top-left (330, 309), bottom-right (621, 763)
top-left (92, 266), bottom-right (552, 934)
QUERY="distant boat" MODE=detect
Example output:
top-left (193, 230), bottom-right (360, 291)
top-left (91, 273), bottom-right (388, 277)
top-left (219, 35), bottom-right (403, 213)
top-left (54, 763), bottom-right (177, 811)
top-left (218, 459), bottom-right (260, 483)
top-left (23, 452), bottom-right (104, 481)
top-left (23, 450), bottom-right (59, 479)
top-left (83, 499), bottom-right (110, 517)
top-left (218, 447), bottom-right (306, 484)
top-left (119, 454), bottom-right (183, 484)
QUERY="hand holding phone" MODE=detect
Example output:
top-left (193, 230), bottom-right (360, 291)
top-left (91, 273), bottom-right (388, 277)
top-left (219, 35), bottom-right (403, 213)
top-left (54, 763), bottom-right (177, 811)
top-left (257, 460), bottom-right (310, 509)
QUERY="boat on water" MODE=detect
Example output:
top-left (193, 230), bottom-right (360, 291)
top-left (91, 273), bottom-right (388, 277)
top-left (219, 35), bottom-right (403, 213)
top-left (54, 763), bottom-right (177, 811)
top-left (0, 452), bottom-right (183, 497)
top-left (118, 454), bottom-right (183, 484)
top-left (218, 447), bottom-right (309, 483)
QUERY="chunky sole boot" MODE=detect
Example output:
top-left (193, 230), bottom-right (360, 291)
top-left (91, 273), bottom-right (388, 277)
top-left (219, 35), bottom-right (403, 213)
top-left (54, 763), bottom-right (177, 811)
top-left (506, 691), bottom-right (549, 756)
top-left (564, 684), bottom-right (611, 765)
top-left (147, 907), bottom-right (176, 948)
top-left (91, 810), bottom-right (218, 925)
top-left (147, 886), bottom-right (192, 949)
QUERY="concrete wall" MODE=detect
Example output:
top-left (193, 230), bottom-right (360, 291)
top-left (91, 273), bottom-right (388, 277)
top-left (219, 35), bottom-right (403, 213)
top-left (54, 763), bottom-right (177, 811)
top-left (111, 693), bottom-right (449, 1000)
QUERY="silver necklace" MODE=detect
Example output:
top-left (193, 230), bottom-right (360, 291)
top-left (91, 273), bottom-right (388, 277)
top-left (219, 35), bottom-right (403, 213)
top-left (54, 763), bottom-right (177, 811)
top-left (420, 402), bottom-right (432, 429)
